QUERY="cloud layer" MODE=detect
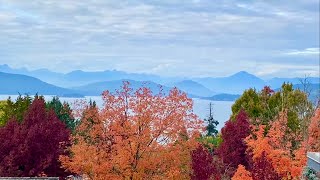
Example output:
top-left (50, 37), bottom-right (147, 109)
top-left (0, 0), bottom-right (319, 78)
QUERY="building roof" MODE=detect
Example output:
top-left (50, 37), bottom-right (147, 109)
top-left (307, 152), bottom-right (320, 173)
top-left (308, 152), bottom-right (320, 163)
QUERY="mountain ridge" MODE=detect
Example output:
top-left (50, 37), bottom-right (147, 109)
top-left (1, 64), bottom-right (319, 98)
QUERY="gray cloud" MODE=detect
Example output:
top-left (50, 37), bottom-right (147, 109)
top-left (0, 0), bottom-right (318, 78)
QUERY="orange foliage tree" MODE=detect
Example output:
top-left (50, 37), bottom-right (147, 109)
top-left (60, 82), bottom-right (203, 179)
top-left (245, 110), bottom-right (307, 179)
top-left (231, 165), bottom-right (252, 180)
top-left (308, 108), bottom-right (320, 151)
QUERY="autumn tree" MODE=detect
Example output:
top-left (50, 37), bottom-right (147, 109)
top-left (217, 109), bottom-right (250, 176)
top-left (307, 108), bottom-right (320, 151)
top-left (251, 151), bottom-right (280, 180)
top-left (46, 97), bottom-right (77, 131)
top-left (231, 158), bottom-right (283, 180)
top-left (0, 97), bottom-right (70, 177)
top-left (245, 110), bottom-right (307, 179)
top-left (191, 144), bottom-right (220, 180)
top-left (60, 82), bottom-right (203, 179)
top-left (232, 165), bottom-right (252, 180)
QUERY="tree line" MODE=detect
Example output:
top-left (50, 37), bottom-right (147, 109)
top-left (0, 82), bottom-right (319, 179)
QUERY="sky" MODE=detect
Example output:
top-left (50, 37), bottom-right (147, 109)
top-left (0, 0), bottom-right (319, 78)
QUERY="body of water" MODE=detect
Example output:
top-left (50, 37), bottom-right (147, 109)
top-left (0, 95), bottom-right (234, 131)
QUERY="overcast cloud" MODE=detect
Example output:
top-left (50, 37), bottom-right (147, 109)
top-left (0, 0), bottom-right (319, 78)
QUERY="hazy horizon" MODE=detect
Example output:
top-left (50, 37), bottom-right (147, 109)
top-left (1, 63), bottom-right (320, 80)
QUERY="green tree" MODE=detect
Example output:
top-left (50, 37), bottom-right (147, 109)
top-left (231, 88), bottom-right (263, 124)
top-left (199, 134), bottom-right (222, 153)
top-left (231, 83), bottom-right (313, 133)
top-left (199, 103), bottom-right (221, 153)
top-left (0, 95), bottom-right (32, 126)
top-left (205, 103), bottom-right (219, 136)
top-left (46, 97), bottom-right (77, 131)
top-left (0, 101), bottom-right (6, 119)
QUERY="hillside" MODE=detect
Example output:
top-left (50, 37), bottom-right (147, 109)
top-left (172, 80), bottom-right (215, 97)
top-left (0, 72), bottom-right (83, 97)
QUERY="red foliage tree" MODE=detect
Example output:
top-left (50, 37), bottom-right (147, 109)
top-left (308, 108), bottom-right (320, 151)
top-left (0, 97), bottom-right (70, 177)
top-left (261, 86), bottom-right (274, 96)
top-left (251, 151), bottom-right (280, 180)
top-left (191, 144), bottom-right (220, 180)
top-left (217, 109), bottom-right (251, 175)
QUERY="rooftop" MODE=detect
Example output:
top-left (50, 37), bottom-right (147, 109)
top-left (308, 152), bottom-right (320, 163)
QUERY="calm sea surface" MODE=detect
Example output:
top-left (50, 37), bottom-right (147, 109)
top-left (0, 95), bottom-right (234, 131)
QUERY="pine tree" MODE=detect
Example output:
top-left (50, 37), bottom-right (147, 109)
top-left (205, 102), bottom-right (219, 136)
top-left (46, 97), bottom-right (77, 131)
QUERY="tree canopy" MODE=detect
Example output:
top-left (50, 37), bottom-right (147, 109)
top-left (0, 97), bottom-right (70, 177)
top-left (0, 81), bottom-right (317, 179)
top-left (217, 109), bottom-right (251, 176)
top-left (191, 144), bottom-right (219, 180)
top-left (245, 110), bottom-right (307, 179)
top-left (0, 95), bottom-right (32, 126)
top-left (60, 82), bottom-right (203, 179)
top-left (231, 84), bottom-right (313, 132)
top-left (46, 97), bottom-right (78, 131)
top-left (307, 108), bottom-right (320, 151)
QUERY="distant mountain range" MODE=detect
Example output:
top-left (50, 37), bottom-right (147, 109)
top-left (0, 64), bottom-right (319, 101)
top-left (194, 71), bottom-right (319, 94)
top-left (194, 71), bottom-right (266, 94)
top-left (0, 64), bottom-right (171, 87)
top-left (266, 77), bottom-right (320, 88)
top-left (73, 79), bottom-right (172, 96)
